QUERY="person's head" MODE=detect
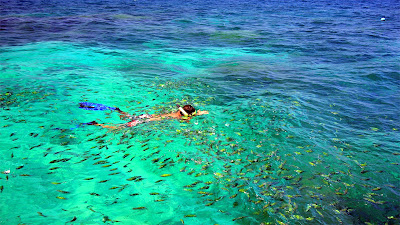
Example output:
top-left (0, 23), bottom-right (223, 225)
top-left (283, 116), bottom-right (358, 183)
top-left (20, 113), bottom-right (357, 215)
top-left (179, 105), bottom-right (196, 116)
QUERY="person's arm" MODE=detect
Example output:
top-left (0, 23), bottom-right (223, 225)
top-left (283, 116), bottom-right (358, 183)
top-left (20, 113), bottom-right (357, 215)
top-left (196, 110), bottom-right (209, 116)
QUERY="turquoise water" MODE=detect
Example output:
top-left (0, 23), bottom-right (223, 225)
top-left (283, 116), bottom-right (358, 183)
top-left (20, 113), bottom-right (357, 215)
top-left (1, 1), bottom-right (400, 224)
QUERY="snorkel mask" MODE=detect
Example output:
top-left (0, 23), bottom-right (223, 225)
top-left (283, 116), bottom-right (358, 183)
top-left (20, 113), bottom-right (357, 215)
top-left (176, 104), bottom-right (196, 119)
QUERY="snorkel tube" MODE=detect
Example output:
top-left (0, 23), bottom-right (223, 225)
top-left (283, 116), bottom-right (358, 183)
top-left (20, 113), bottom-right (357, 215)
top-left (176, 104), bottom-right (189, 117)
top-left (176, 104), bottom-right (197, 120)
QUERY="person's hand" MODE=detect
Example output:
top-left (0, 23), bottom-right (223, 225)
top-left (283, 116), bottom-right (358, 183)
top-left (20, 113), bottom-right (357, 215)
top-left (197, 110), bottom-right (209, 115)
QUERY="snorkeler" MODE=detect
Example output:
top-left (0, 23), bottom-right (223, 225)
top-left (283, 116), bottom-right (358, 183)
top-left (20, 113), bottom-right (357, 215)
top-left (83, 104), bottom-right (208, 129)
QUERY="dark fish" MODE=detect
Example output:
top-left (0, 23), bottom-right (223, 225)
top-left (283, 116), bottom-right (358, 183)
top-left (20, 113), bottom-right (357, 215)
top-left (152, 158), bottom-right (160, 163)
top-left (16, 165), bottom-right (24, 170)
top-left (127, 176), bottom-right (140, 181)
top-left (232, 216), bottom-right (247, 221)
top-left (90, 193), bottom-right (100, 196)
top-left (103, 216), bottom-right (111, 222)
top-left (49, 158), bottom-right (71, 164)
top-left (30, 143), bottom-right (44, 150)
top-left (195, 173), bottom-right (202, 177)
top-left (162, 158), bottom-right (171, 163)
top-left (75, 158), bottom-right (89, 164)
top-left (69, 216), bottom-right (77, 222)
top-left (192, 181), bottom-right (202, 186)
top-left (93, 160), bottom-right (107, 165)
top-left (30, 133), bottom-right (39, 137)
top-left (98, 180), bottom-right (109, 183)
top-left (37, 212), bottom-right (47, 217)
top-left (140, 139), bottom-right (150, 143)
top-left (132, 207), bottom-right (147, 210)
top-left (0, 185), bottom-right (3, 193)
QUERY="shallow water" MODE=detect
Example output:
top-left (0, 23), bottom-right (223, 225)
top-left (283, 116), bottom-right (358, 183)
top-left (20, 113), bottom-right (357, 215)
top-left (1, 0), bottom-right (399, 224)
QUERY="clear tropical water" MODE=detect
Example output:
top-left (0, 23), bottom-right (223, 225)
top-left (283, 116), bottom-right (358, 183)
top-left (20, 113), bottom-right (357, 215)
top-left (0, 0), bottom-right (399, 224)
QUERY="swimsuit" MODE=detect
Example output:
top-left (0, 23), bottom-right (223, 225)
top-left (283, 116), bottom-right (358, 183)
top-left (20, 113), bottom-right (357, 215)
top-left (130, 114), bottom-right (152, 120)
top-left (126, 120), bottom-right (140, 127)
top-left (125, 114), bottom-right (153, 127)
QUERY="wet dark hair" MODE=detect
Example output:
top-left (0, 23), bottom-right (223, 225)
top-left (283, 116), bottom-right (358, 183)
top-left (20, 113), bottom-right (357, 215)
top-left (180, 105), bottom-right (196, 115)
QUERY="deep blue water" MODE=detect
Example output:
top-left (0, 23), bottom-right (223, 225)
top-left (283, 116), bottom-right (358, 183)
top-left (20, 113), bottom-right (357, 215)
top-left (1, 0), bottom-right (399, 224)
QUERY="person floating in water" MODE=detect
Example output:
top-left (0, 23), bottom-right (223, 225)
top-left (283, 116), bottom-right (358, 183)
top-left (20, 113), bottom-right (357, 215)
top-left (81, 103), bottom-right (208, 129)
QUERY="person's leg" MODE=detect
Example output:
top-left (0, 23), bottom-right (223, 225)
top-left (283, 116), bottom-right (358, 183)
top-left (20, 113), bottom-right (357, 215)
top-left (85, 121), bottom-right (120, 129)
